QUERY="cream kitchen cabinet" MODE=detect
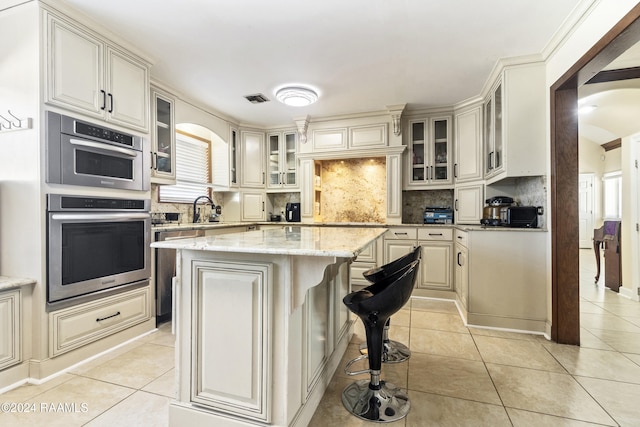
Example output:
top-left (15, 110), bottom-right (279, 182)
top-left (454, 229), bottom-right (469, 313)
top-left (240, 130), bottom-right (266, 188)
top-left (405, 116), bottom-right (453, 189)
top-left (49, 285), bottom-right (151, 357)
top-left (310, 124), bottom-right (387, 152)
top-left (211, 126), bottom-right (240, 191)
top-left (454, 105), bottom-right (483, 183)
top-left (241, 192), bottom-right (266, 221)
top-left (45, 10), bottom-right (149, 132)
top-left (0, 289), bottom-right (21, 371)
top-left (267, 131), bottom-right (298, 190)
top-left (454, 183), bottom-right (484, 225)
top-left (455, 228), bottom-right (547, 333)
top-left (150, 86), bottom-right (176, 184)
top-left (484, 61), bottom-right (546, 184)
top-left (383, 227), bottom-right (453, 293)
top-left (351, 238), bottom-right (381, 289)
top-left (417, 228), bottom-right (453, 291)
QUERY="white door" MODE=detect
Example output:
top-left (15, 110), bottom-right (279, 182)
top-left (578, 173), bottom-right (595, 248)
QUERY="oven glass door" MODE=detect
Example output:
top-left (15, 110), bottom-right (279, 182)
top-left (48, 213), bottom-right (150, 303)
top-left (60, 135), bottom-right (143, 190)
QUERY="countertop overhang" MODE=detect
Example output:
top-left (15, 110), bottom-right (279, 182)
top-left (151, 225), bottom-right (388, 257)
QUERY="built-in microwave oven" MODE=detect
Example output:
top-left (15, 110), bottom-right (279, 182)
top-left (46, 111), bottom-right (149, 191)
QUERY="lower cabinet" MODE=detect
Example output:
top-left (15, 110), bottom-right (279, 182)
top-left (190, 260), bottom-right (272, 423)
top-left (49, 285), bottom-right (151, 357)
top-left (350, 239), bottom-right (379, 289)
top-left (383, 227), bottom-right (453, 292)
top-left (454, 230), bottom-right (469, 311)
top-left (0, 289), bottom-right (21, 371)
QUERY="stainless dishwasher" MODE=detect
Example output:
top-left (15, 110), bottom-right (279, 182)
top-left (154, 229), bottom-right (205, 323)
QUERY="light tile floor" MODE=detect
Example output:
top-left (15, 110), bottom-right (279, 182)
top-left (2, 248), bottom-right (639, 426)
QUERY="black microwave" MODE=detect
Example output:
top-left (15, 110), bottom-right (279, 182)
top-left (500, 206), bottom-right (539, 228)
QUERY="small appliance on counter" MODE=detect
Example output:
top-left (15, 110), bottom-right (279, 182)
top-left (423, 207), bottom-right (453, 224)
top-left (285, 203), bottom-right (301, 222)
top-left (481, 196), bottom-right (513, 226)
top-left (500, 206), bottom-right (540, 228)
top-left (269, 213), bottom-right (282, 222)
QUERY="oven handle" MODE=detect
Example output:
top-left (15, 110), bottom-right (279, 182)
top-left (69, 138), bottom-right (138, 158)
top-left (50, 213), bottom-right (150, 221)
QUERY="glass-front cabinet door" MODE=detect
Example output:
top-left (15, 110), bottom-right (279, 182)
top-left (485, 80), bottom-right (503, 178)
top-left (407, 117), bottom-right (452, 188)
top-left (150, 87), bottom-right (176, 184)
top-left (267, 131), bottom-right (298, 190)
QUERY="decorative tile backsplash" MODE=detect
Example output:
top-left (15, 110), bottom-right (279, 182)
top-left (150, 185), bottom-right (224, 223)
top-left (319, 158), bottom-right (387, 223)
top-left (402, 190), bottom-right (454, 224)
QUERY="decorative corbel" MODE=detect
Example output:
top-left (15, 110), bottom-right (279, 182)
top-left (386, 104), bottom-right (406, 137)
top-left (294, 115), bottom-right (310, 144)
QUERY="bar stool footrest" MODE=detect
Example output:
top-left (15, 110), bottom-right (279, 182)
top-left (359, 340), bottom-right (411, 363)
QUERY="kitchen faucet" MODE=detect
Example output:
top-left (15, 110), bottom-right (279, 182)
top-left (192, 195), bottom-right (214, 223)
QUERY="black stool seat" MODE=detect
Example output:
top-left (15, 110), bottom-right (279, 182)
top-left (341, 259), bottom-right (420, 422)
top-left (359, 246), bottom-right (421, 363)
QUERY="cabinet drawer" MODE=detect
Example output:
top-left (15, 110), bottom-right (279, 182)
top-left (385, 227), bottom-right (417, 240)
top-left (351, 262), bottom-right (377, 286)
top-left (455, 229), bottom-right (469, 248)
top-left (49, 286), bottom-right (151, 357)
top-left (418, 228), bottom-right (453, 241)
top-left (355, 241), bottom-right (377, 263)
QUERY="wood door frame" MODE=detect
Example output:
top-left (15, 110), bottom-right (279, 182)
top-left (551, 4), bottom-right (640, 344)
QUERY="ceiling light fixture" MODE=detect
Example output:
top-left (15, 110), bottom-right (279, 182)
top-left (275, 86), bottom-right (319, 107)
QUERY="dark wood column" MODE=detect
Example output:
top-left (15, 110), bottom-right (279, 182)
top-left (550, 84), bottom-right (579, 344)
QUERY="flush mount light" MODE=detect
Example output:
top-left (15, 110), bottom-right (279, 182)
top-left (275, 86), bottom-right (319, 107)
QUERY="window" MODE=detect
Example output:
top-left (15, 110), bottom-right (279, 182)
top-left (602, 171), bottom-right (622, 220)
top-left (159, 132), bottom-right (210, 203)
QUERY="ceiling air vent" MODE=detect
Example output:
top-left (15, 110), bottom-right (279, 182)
top-left (244, 93), bottom-right (270, 104)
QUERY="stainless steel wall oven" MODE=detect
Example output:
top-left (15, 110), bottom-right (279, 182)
top-left (47, 194), bottom-right (151, 309)
top-left (46, 111), bottom-right (149, 191)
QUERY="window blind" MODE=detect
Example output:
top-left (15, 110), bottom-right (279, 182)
top-left (159, 133), bottom-right (210, 203)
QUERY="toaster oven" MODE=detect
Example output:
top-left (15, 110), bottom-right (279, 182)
top-left (500, 206), bottom-right (539, 228)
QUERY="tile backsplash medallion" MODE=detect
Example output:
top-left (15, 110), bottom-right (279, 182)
top-left (320, 158), bottom-right (386, 223)
top-left (402, 190), bottom-right (454, 224)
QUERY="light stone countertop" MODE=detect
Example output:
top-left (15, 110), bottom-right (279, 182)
top-left (151, 226), bottom-right (387, 257)
top-left (0, 276), bottom-right (36, 291)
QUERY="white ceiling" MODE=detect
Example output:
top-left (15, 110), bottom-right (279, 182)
top-left (55, 0), bottom-right (586, 128)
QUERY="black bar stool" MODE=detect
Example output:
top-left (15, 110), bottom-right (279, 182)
top-left (359, 246), bottom-right (421, 363)
top-left (341, 259), bottom-right (420, 422)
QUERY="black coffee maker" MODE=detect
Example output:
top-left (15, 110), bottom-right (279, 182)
top-left (285, 203), bottom-right (301, 222)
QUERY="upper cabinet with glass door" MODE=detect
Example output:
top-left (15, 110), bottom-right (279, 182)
top-left (267, 131), bottom-right (298, 191)
top-left (150, 87), bottom-right (176, 184)
top-left (405, 116), bottom-right (453, 189)
top-left (483, 61), bottom-right (546, 184)
top-left (484, 81), bottom-right (503, 178)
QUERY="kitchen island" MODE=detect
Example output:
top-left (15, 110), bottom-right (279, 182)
top-left (151, 226), bottom-right (387, 427)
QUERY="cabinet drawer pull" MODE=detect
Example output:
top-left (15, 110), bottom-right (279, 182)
top-left (457, 235), bottom-right (463, 239)
top-left (395, 232), bottom-right (408, 236)
top-left (428, 233), bottom-right (443, 236)
top-left (96, 311), bottom-right (121, 322)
